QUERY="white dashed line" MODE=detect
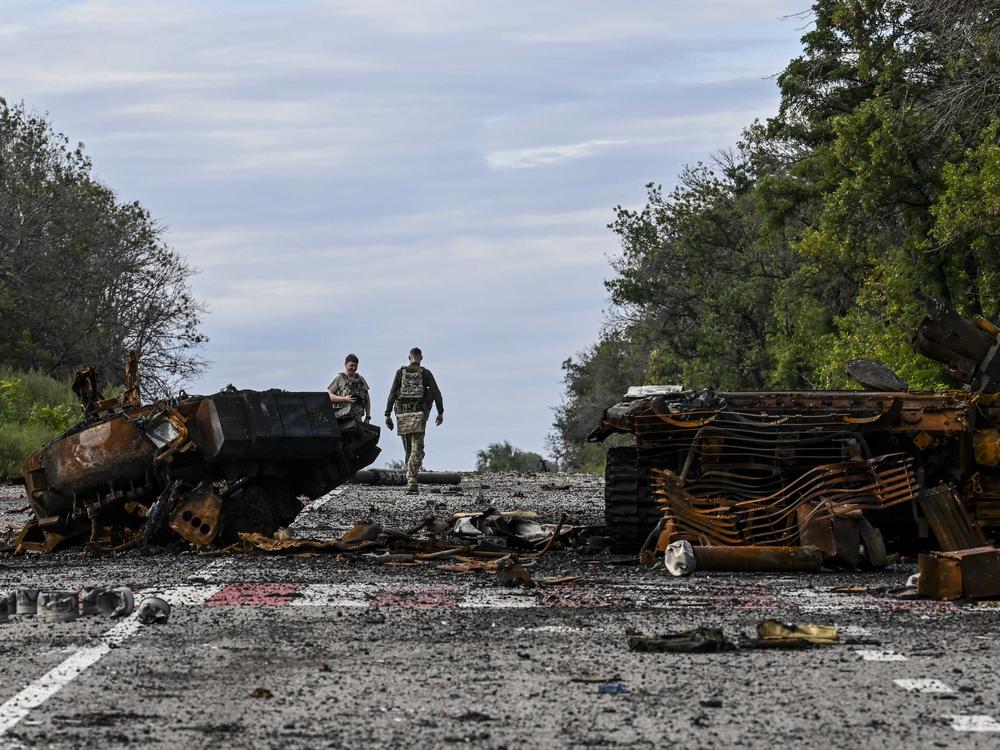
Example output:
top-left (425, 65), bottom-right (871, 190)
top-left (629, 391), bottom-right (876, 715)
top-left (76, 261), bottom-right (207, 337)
top-left (949, 715), bottom-right (1000, 732)
top-left (893, 678), bottom-right (954, 694)
top-left (855, 649), bottom-right (908, 662)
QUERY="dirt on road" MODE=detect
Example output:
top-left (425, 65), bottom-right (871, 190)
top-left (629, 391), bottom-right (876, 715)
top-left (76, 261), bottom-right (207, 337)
top-left (2, 473), bottom-right (1000, 748)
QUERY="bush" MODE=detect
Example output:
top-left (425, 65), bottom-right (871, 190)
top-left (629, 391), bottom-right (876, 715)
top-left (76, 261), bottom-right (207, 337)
top-left (0, 421), bottom-right (58, 481)
top-left (0, 369), bottom-right (78, 481)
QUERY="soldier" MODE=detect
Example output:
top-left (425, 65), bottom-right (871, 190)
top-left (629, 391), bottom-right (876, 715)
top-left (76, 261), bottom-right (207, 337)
top-left (384, 347), bottom-right (444, 494)
top-left (327, 353), bottom-right (371, 423)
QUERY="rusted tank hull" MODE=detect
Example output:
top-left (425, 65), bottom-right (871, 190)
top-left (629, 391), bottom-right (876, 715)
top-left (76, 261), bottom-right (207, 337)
top-left (19, 389), bottom-right (381, 550)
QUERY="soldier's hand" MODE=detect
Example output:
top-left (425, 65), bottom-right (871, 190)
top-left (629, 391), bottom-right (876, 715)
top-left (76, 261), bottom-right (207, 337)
top-left (435, 413), bottom-right (444, 426)
top-left (385, 417), bottom-right (394, 431)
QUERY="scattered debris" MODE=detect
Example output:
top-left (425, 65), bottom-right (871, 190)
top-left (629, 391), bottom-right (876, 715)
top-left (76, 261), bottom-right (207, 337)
top-left (597, 682), bottom-right (629, 695)
top-left (918, 546), bottom-right (1000, 600)
top-left (37, 591), bottom-right (79, 623)
top-left (16, 589), bottom-right (38, 615)
top-left (664, 541), bottom-right (823, 576)
top-left (627, 627), bottom-right (737, 653)
top-left (629, 620), bottom-right (839, 653)
top-left (97, 587), bottom-right (135, 618)
top-left (494, 556), bottom-right (535, 587)
top-left (749, 619), bottom-right (839, 648)
top-left (136, 596), bottom-right (170, 624)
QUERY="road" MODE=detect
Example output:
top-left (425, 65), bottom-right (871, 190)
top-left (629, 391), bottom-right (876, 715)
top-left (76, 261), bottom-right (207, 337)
top-left (1, 474), bottom-right (999, 748)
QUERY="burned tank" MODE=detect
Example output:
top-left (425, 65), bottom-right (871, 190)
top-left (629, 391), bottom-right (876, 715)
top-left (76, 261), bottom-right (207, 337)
top-left (590, 303), bottom-right (1000, 562)
top-left (17, 369), bottom-right (380, 552)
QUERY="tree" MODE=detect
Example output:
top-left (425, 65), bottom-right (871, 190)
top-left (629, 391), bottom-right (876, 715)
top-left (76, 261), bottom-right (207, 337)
top-left (476, 441), bottom-right (546, 473)
top-left (0, 99), bottom-right (206, 396)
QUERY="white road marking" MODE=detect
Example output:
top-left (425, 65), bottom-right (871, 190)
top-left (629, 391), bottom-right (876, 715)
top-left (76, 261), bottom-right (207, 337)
top-left (855, 649), bottom-right (908, 662)
top-left (298, 486), bottom-right (346, 515)
top-left (0, 584), bottom-right (221, 738)
top-left (515, 625), bottom-right (589, 634)
top-left (949, 715), bottom-right (1000, 732)
top-left (288, 583), bottom-right (375, 607)
top-left (893, 678), bottom-right (954, 693)
top-left (187, 557), bottom-right (234, 582)
top-left (839, 625), bottom-right (872, 637)
top-left (459, 592), bottom-right (536, 609)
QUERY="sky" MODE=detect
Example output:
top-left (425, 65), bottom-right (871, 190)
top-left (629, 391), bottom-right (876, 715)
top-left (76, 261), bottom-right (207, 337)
top-left (0, 0), bottom-right (810, 469)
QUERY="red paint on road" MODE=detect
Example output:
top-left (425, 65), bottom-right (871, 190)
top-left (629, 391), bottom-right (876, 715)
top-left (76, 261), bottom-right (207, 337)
top-left (206, 583), bottom-right (304, 606)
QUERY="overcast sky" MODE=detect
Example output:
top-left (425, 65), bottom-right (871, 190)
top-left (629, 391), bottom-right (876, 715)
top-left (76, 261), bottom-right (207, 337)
top-left (1, 1), bottom-right (809, 469)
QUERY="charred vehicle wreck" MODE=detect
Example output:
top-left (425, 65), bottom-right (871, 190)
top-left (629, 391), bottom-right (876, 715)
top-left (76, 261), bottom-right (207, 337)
top-left (590, 304), bottom-right (1000, 566)
top-left (16, 363), bottom-right (380, 553)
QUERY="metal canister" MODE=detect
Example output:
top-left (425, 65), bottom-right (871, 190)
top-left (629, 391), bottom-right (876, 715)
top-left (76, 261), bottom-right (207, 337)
top-left (37, 591), bottom-right (79, 623)
top-left (15, 589), bottom-right (39, 616)
top-left (97, 587), bottom-right (135, 618)
top-left (80, 586), bottom-right (106, 616)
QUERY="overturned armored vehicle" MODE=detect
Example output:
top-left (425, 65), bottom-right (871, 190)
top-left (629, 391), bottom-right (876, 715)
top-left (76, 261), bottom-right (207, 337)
top-left (18, 374), bottom-right (380, 552)
top-left (590, 304), bottom-right (1000, 563)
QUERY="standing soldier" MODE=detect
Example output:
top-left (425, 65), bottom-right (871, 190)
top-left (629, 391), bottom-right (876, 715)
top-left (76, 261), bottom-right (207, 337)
top-left (328, 353), bottom-right (371, 423)
top-left (384, 347), bottom-right (444, 494)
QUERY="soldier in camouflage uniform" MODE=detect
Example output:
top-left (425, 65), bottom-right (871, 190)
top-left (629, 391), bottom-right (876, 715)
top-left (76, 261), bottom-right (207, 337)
top-left (384, 347), bottom-right (444, 494)
top-left (327, 353), bottom-right (371, 423)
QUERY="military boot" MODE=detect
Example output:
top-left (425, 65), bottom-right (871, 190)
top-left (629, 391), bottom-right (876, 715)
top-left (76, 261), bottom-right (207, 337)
top-left (406, 483), bottom-right (419, 495)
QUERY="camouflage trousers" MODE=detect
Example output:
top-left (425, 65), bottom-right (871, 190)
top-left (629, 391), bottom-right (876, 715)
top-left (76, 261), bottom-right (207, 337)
top-left (400, 432), bottom-right (425, 488)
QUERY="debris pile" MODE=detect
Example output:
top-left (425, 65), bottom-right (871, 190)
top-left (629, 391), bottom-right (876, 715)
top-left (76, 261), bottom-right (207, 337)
top-left (235, 507), bottom-right (591, 586)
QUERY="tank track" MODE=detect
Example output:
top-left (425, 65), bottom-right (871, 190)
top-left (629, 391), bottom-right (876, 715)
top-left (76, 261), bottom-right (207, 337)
top-left (604, 446), bottom-right (662, 551)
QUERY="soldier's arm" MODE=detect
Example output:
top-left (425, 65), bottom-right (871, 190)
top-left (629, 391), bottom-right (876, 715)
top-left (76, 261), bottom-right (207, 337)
top-left (424, 370), bottom-right (444, 415)
top-left (384, 369), bottom-right (401, 416)
top-left (361, 376), bottom-right (372, 420)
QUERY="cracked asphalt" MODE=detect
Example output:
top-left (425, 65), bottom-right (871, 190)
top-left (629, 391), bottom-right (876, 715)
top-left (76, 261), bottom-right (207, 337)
top-left (2, 473), bottom-right (1000, 749)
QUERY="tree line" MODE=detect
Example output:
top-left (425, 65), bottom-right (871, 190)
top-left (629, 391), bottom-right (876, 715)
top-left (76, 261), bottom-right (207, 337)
top-left (552, 0), bottom-right (1000, 470)
top-left (0, 98), bottom-right (206, 398)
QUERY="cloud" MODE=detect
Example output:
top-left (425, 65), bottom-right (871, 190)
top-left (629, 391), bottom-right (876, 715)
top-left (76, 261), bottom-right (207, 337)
top-left (485, 138), bottom-right (631, 170)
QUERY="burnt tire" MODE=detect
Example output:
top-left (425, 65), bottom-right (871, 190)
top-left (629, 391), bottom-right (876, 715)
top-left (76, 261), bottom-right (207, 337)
top-left (604, 446), bottom-right (661, 552)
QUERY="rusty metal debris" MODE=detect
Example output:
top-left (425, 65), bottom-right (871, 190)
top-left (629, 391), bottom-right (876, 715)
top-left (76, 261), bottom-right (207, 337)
top-left (664, 541), bottom-right (823, 576)
top-left (592, 305), bottom-right (1000, 569)
top-left (15, 357), bottom-right (381, 553)
top-left (917, 547), bottom-right (1000, 600)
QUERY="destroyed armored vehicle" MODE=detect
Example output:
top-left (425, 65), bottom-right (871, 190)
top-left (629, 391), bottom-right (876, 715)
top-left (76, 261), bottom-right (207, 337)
top-left (590, 304), bottom-right (1000, 561)
top-left (17, 366), bottom-right (380, 552)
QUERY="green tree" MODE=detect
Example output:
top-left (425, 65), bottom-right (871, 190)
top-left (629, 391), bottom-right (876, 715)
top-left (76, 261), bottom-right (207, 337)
top-left (476, 441), bottom-right (546, 473)
top-left (0, 99), bottom-right (206, 396)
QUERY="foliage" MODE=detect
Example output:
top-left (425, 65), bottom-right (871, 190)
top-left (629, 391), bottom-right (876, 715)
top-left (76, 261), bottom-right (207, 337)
top-left (0, 369), bottom-right (78, 480)
top-left (0, 99), bottom-right (206, 397)
top-left (475, 441), bottom-right (546, 473)
top-left (553, 0), bottom-right (1000, 462)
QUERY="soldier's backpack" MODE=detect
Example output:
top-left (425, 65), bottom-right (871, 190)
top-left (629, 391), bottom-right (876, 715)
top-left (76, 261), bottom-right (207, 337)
top-left (398, 367), bottom-right (424, 400)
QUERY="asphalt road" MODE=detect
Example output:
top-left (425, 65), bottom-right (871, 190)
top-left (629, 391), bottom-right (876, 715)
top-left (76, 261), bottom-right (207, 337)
top-left (2, 473), bottom-right (1000, 749)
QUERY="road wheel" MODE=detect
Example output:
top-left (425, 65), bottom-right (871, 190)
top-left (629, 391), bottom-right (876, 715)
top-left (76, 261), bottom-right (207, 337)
top-left (604, 446), bottom-right (661, 552)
